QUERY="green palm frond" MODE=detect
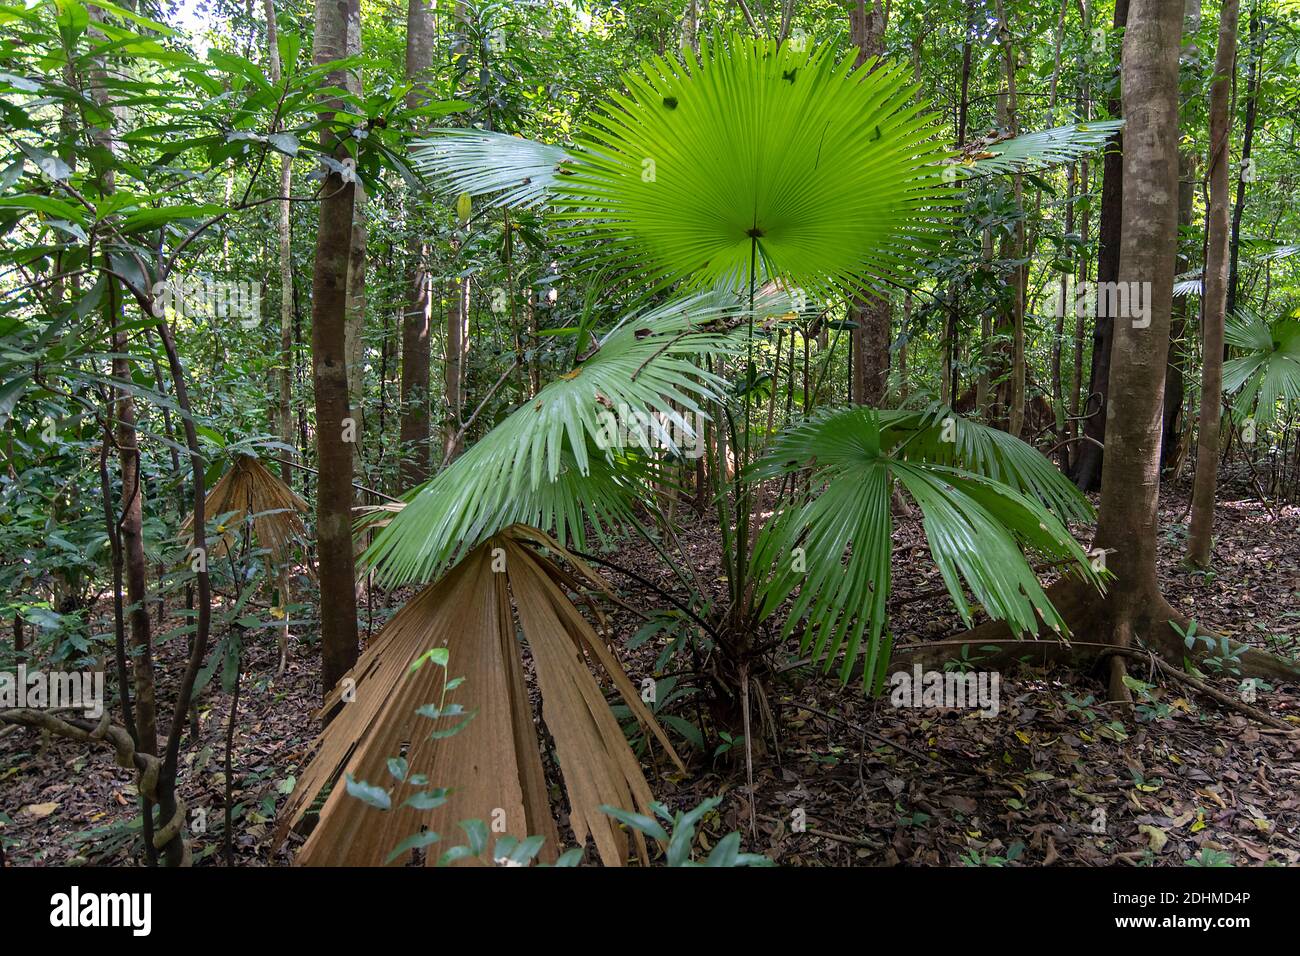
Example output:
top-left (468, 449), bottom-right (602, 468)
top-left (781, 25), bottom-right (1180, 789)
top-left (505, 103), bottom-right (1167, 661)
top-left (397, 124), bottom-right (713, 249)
top-left (409, 128), bottom-right (570, 210)
top-left (1224, 308), bottom-right (1300, 425)
top-left (1173, 271), bottom-right (1203, 298)
top-left (750, 407), bottom-right (1099, 690)
top-left (879, 403), bottom-right (1095, 524)
top-left (957, 120), bottom-right (1124, 178)
top-left (362, 293), bottom-right (743, 587)
top-left (551, 34), bottom-right (956, 298)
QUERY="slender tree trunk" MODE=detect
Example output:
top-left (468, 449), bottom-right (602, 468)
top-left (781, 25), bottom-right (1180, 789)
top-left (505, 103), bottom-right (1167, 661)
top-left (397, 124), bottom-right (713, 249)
top-left (1092, 0), bottom-right (1183, 700)
top-left (343, 9), bottom-right (367, 478)
top-left (84, 12), bottom-right (158, 756)
top-left (847, 1), bottom-right (890, 407)
top-left (1187, 0), bottom-right (1240, 567)
top-left (263, 0), bottom-right (295, 487)
top-left (310, 0), bottom-right (361, 695)
top-left (399, 0), bottom-right (434, 487)
top-left (994, 0), bottom-right (1026, 437)
top-left (1072, 0), bottom-right (1130, 490)
top-left (1226, 4), bottom-right (1260, 317)
top-left (1162, 151), bottom-right (1197, 474)
top-left (110, 293), bottom-right (158, 756)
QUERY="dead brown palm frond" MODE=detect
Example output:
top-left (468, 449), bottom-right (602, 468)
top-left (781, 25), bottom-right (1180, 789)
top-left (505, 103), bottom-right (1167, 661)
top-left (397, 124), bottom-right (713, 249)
top-left (182, 454), bottom-right (309, 676)
top-left (181, 453), bottom-right (308, 565)
top-left (274, 524), bottom-right (684, 867)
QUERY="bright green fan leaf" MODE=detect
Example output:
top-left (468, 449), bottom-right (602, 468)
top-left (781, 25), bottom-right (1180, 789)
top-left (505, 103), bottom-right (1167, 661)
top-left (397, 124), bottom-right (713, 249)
top-left (551, 34), bottom-right (958, 299)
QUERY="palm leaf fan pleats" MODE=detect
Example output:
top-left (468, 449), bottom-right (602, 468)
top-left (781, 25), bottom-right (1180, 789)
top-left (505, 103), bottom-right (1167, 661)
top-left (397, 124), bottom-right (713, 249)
top-left (276, 526), bottom-right (683, 867)
top-left (181, 454), bottom-right (308, 564)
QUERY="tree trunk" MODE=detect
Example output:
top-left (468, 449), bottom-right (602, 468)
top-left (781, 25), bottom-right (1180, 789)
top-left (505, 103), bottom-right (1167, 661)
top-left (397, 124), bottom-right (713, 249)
top-left (847, 1), bottom-right (889, 407)
top-left (1161, 152), bottom-right (1197, 474)
top-left (111, 292), bottom-right (158, 756)
top-left (1187, 0), bottom-right (1240, 567)
top-left (1091, 0), bottom-right (1184, 699)
top-left (263, 0), bottom-right (295, 487)
top-left (343, 9), bottom-right (367, 478)
top-left (1226, 4), bottom-right (1260, 318)
top-left (398, 0), bottom-right (435, 488)
top-left (310, 0), bottom-right (361, 696)
top-left (994, 0), bottom-right (1026, 438)
top-left (85, 11), bottom-right (158, 756)
top-left (1072, 0), bottom-right (1129, 491)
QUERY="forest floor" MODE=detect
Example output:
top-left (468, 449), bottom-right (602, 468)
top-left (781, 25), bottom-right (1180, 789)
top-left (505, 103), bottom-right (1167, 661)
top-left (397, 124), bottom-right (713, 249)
top-left (3, 477), bottom-right (1299, 867)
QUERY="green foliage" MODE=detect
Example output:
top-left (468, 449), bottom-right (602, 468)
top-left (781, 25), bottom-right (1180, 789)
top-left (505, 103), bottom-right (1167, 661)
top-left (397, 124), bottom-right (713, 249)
top-left (750, 406), bottom-right (1100, 689)
top-left (362, 292), bottom-right (743, 587)
top-left (1223, 307), bottom-right (1300, 425)
top-left (601, 797), bottom-right (772, 867)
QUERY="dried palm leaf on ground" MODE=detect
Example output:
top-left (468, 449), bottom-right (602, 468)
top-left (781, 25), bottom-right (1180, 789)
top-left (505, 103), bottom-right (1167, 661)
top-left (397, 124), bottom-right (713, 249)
top-left (275, 524), bottom-right (683, 866)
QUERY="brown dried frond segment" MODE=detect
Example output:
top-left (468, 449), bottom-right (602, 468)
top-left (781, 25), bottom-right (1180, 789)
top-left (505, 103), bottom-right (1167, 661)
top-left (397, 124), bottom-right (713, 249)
top-left (182, 454), bottom-right (308, 564)
top-left (275, 526), bottom-right (683, 867)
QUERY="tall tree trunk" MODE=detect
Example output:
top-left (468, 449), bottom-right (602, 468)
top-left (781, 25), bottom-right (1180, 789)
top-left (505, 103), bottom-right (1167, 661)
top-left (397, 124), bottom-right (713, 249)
top-left (85, 10), bottom-right (157, 756)
top-left (442, 276), bottom-right (470, 461)
top-left (847, 1), bottom-right (890, 407)
top-left (264, 0), bottom-right (295, 487)
top-left (1162, 151), bottom-right (1197, 474)
top-left (1161, 1), bottom-right (1204, 475)
top-left (1072, 0), bottom-right (1130, 490)
top-left (310, 0), bottom-right (361, 696)
top-left (110, 290), bottom-right (158, 756)
top-left (994, 0), bottom-right (1026, 437)
top-left (398, 0), bottom-right (434, 488)
top-left (1092, 0), bottom-right (1183, 700)
top-left (1226, 3), bottom-right (1260, 317)
top-left (343, 9), bottom-right (367, 477)
top-left (1187, 0), bottom-right (1240, 567)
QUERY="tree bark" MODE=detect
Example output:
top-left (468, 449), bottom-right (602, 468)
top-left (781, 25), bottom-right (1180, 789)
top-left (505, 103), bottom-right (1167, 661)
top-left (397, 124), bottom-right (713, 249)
top-left (398, 0), bottom-right (434, 488)
top-left (1072, 0), bottom-right (1129, 491)
top-left (1187, 0), bottom-right (1240, 567)
top-left (1226, 4), bottom-right (1260, 318)
top-left (1091, 0), bottom-right (1184, 700)
top-left (310, 0), bottom-right (361, 695)
top-left (847, 1), bottom-right (890, 407)
top-left (263, 0), bottom-right (295, 487)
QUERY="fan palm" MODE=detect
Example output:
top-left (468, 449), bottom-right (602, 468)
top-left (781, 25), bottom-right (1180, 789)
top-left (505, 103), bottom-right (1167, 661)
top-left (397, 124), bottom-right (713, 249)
top-left (1223, 307), bottom-right (1300, 425)
top-left (749, 406), bottom-right (1100, 690)
top-left (362, 291), bottom-right (744, 587)
top-left (551, 35), bottom-right (956, 299)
